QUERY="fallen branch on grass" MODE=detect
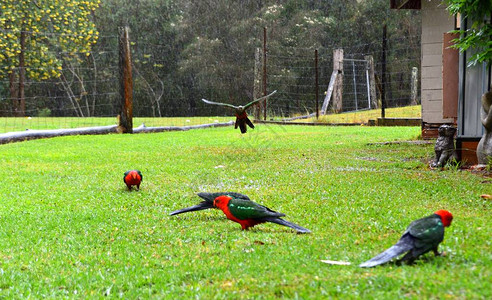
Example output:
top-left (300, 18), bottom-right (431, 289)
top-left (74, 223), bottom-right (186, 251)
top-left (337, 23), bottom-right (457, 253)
top-left (0, 125), bottom-right (119, 145)
top-left (132, 121), bottom-right (234, 133)
top-left (0, 121), bottom-right (234, 145)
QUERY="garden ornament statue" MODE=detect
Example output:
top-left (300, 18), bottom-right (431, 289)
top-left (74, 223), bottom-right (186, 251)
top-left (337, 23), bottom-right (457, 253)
top-left (431, 124), bottom-right (457, 168)
top-left (477, 91), bottom-right (492, 165)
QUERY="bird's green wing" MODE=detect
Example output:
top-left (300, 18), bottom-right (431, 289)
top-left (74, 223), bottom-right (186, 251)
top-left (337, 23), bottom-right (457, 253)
top-left (242, 90), bottom-right (277, 110)
top-left (228, 198), bottom-right (284, 220)
top-left (201, 98), bottom-right (238, 109)
top-left (406, 215), bottom-right (444, 248)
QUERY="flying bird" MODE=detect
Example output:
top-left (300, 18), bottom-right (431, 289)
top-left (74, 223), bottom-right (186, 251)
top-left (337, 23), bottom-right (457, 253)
top-left (123, 170), bottom-right (142, 191)
top-left (201, 90), bottom-right (277, 133)
top-left (169, 192), bottom-right (251, 216)
top-left (359, 210), bottom-right (453, 268)
top-left (213, 195), bottom-right (310, 233)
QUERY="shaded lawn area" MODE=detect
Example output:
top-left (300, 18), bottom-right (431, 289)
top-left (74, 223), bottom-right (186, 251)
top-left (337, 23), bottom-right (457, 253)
top-left (0, 125), bottom-right (489, 298)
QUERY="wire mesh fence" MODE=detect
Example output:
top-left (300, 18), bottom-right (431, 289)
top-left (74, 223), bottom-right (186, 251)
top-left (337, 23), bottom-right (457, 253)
top-left (264, 36), bottom-right (420, 121)
top-left (342, 58), bottom-right (372, 112)
top-left (266, 47), bottom-right (332, 119)
top-left (1, 19), bottom-right (421, 134)
top-left (0, 33), bottom-right (121, 132)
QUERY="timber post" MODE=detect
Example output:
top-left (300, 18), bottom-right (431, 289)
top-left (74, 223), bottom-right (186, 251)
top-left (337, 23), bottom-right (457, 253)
top-left (381, 24), bottom-right (387, 119)
top-left (411, 67), bottom-right (419, 105)
top-left (262, 27), bottom-right (267, 121)
top-left (333, 48), bottom-right (343, 113)
top-left (315, 49), bottom-right (319, 119)
top-left (253, 47), bottom-right (262, 120)
top-left (118, 26), bottom-right (133, 133)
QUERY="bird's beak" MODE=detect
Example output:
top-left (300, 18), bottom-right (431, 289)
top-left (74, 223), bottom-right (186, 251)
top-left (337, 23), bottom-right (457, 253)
top-left (197, 192), bottom-right (215, 202)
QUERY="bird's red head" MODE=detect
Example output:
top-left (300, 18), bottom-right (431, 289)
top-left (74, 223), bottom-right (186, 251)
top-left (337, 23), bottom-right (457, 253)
top-left (213, 195), bottom-right (232, 210)
top-left (435, 209), bottom-right (453, 227)
top-left (125, 170), bottom-right (142, 185)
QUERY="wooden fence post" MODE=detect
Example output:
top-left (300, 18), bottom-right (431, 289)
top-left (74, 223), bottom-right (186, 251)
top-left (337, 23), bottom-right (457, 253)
top-left (381, 24), bottom-right (387, 119)
top-left (411, 67), bottom-right (419, 105)
top-left (315, 49), bottom-right (319, 119)
top-left (253, 47), bottom-right (262, 120)
top-left (119, 26), bottom-right (133, 133)
top-left (333, 48), bottom-right (343, 113)
top-left (262, 27), bottom-right (268, 121)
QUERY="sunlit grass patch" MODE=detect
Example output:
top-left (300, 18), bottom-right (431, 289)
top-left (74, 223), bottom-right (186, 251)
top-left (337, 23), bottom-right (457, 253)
top-left (285, 105), bottom-right (421, 123)
top-left (0, 116), bottom-right (234, 133)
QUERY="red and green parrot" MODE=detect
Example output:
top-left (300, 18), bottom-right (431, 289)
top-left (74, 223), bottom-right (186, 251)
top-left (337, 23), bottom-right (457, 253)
top-left (359, 210), bottom-right (453, 267)
top-left (201, 90), bottom-right (277, 134)
top-left (123, 170), bottom-right (142, 191)
top-left (213, 195), bottom-right (310, 233)
top-left (169, 192), bottom-right (251, 216)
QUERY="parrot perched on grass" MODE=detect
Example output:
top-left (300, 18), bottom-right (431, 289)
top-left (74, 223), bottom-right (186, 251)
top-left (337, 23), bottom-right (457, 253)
top-left (201, 90), bottom-right (277, 133)
top-left (123, 170), bottom-right (142, 191)
top-left (359, 210), bottom-right (453, 268)
top-left (213, 195), bottom-right (311, 233)
top-left (169, 192), bottom-right (251, 216)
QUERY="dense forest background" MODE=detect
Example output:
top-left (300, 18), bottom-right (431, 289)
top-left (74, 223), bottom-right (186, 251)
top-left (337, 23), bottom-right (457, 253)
top-left (0, 0), bottom-right (421, 118)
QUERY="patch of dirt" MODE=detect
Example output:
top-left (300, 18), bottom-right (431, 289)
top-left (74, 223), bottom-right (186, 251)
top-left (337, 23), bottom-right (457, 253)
top-left (357, 157), bottom-right (388, 162)
top-left (367, 140), bottom-right (433, 146)
top-left (463, 164), bottom-right (492, 178)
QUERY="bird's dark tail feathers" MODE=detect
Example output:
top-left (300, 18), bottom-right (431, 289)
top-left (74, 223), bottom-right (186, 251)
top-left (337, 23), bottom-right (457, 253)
top-left (238, 119), bottom-right (247, 134)
top-left (169, 202), bottom-right (213, 216)
top-left (244, 117), bottom-right (255, 130)
top-left (265, 217), bottom-right (311, 234)
top-left (359, 234), bottom-right (414, 268)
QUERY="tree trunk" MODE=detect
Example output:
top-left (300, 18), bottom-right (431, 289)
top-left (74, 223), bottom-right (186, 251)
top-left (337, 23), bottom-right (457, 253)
top-left (16, 29), bottom-right (27, 117)
top-left (9, 71), bottom-right (17, 116)
top-left (118, 26), bottom-right (133, 133)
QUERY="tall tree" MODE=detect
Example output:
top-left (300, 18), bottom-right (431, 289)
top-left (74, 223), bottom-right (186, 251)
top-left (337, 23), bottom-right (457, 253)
top-left (0, 0), bottom-right (100, 116)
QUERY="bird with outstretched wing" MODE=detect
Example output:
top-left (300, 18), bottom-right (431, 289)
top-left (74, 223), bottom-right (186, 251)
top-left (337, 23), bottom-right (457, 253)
top-left (202, 90), bottom-right (277, 133)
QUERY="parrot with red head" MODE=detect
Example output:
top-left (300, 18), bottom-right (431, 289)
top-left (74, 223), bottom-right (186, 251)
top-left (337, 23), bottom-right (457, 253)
top-left (213, 195), bottom-right (310, 233)
top-left (123, 170), bottom-right (142, 191)
top-left (169, 192), bottom-right (251, 216)
top-left (201, 90), bottom-right (276, 134)
top-left (359, 210), bottom-right (453, 267)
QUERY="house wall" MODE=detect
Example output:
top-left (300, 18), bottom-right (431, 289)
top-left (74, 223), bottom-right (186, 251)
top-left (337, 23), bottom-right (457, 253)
top-left (420, 0), bottom-right (455, 127)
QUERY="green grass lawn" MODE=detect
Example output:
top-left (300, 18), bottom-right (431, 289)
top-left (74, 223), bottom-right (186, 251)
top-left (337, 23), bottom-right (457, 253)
top-left (0, 125), bottom-right (490, 298)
